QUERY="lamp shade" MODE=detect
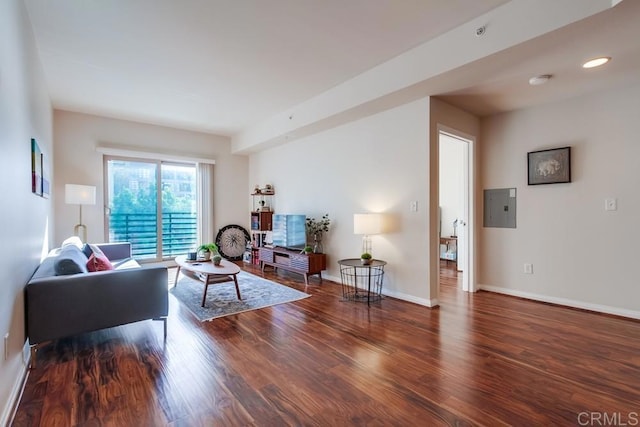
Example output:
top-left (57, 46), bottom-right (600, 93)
top-left (353, 213), bottom-right (382, 235)
top-left (65, 184), bottom-right (96, 205)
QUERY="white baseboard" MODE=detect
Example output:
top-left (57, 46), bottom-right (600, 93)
top-left (383, 289), bottom-right (438, 307)
top-left (0, 348), bottom-right (29, 427)
top-left (322, 273), bottom-right (438, 308)
top-left (321, 273), bottom-right (341, 284)
top-left (479, 284), bottom-right (640, 320)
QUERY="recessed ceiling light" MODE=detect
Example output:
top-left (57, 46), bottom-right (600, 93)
top-left (529, 74), bottom-right (552, 86)
top-left (582, 57), bottom-right (611, 69)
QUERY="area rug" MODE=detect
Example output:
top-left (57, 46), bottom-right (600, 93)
top-left (170, 270), bottom-right (310, 322)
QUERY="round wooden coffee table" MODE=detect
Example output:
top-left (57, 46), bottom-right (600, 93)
top-left (174, 255), bottom-right (242, 307)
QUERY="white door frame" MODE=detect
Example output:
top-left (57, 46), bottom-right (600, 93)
top-left (437, 125), bottom-right (476, 293)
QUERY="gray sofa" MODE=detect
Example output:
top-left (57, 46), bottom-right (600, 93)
top-left (25, 241), bottom-right (168, 366)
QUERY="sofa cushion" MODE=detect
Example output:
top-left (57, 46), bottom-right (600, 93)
top-left (31, 249), bottom-right (61, 280)
top-left (54, 258), bottom-right (86, 275)
top-left (54, 245), bottom-right (89, 275)
top-left (111, 258), bottom-right (141, 270)
top-left (82, 243), bottom-right (93, 258)
top-left (95, 243), bottom-right (132, 262)
top-left (83, 243), bottom-right (107, 258)
top-left (87, 253), bottom-right (115, 272)
top-left (90, 244), bottom-right (107, 257)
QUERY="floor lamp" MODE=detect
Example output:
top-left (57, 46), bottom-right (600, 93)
top-left (65, 184), bottom-right (96, 243)
top-left (353, 213), bottom-right (382, 255)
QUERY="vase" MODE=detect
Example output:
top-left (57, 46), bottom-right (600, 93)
top-left (313, 234), bottom-right (323, 254)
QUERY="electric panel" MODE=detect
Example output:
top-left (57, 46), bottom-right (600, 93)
top-left (483, 188), bottom-right (516, 228)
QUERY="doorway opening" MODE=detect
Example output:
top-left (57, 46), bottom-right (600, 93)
top-left (438, 129), bottom-right (474, 292)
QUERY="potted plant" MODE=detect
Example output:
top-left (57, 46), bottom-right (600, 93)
top-left (197, 243), bottom-right (218, 261)
top-left (302, 245), bottom-right (313, 254)
top-left (306, 214), bottom-right (330, 253)
top-left (360, 252), bottom-right (372, 265)
top-left (212, 254), bottom-right (223, 266)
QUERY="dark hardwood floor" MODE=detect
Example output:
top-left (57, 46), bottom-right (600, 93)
top-left (12, 261), bottom-right (640, 426)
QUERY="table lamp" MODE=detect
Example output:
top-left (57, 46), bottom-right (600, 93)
top-left (65, 184), bottom-right (96, 242)
top-left (353, 213), bottom-right (382, 255)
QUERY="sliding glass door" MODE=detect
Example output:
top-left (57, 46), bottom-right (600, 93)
top-left (160, 163), bottom-right (197, 258)
top-left (105, 157), bottom-right (197, 260)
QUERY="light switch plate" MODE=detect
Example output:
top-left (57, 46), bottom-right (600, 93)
top-left (605, 198), bottom-right (617, 211)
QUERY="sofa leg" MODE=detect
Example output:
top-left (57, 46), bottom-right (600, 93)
top-left (163, 317), bottom-right (167, 340)
top-left (29, 345), bottom-right (38, 370)
top-left (153, 317), bottom-right (167, 341)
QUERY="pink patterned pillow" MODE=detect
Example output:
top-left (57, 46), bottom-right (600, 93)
top-left (87, 253), bottom-right (114, 272)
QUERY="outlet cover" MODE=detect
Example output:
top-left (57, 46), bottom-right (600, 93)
top-left (605, 198), bottom-right (617, 211)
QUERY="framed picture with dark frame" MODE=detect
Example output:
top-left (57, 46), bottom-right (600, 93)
top-left (527, 146), bottom-right (571, 185)
top-left (31, 138), bottom-right (43, 196)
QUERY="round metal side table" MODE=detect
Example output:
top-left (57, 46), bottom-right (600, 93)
top-left (337, 258), bottom-right (386, 306)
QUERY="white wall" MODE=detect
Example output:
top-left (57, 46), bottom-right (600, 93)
top-left (0, 0), bottom-right (53, 422)
top-left (249, 98), bottom-right (432, 305)
top-left (53, 111), bottom-right (249, 246)
top-left (479, 83), bottom-right (640, 317)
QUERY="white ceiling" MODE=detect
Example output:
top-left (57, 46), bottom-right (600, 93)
top-left (23, 0), bottom-right (640, 138)
top-left (437, 0), bottom-right (640, 116)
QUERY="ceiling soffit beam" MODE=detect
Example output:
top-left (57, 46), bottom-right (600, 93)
top-left (231, 0), bottom-right (616, 154)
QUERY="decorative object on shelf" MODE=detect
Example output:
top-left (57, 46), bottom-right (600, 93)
top-left (65, 184), bottom-right (97, 243)
top-left (527, 146), bottom-right (571, 185)
top-left (360, 252), bottom-right (372, 265)
top-left (251, 185), bottom-right (274, 212)
top-left (353, 213), bottom-right (383, 255)
top-left (306, 214), bottom-right (330, 254)
top-left (258, 199), bottom-right (271, 212)
top-left (312, 235), bottom-right (323, 254)
top-left (198, 243), bottom-right (218, 261)
top-left (212, 254), bottom-right (222, 266)
top-left (302, 245), bottom-right (313, 254)
top-left (216, 224), bottom-right (251, 261)
top-left (251, 184), bottom-right (275, 196)
top-left (439, 236), bottom-right (458, 268)
top-left (452, 219), bottom-right (460, 237)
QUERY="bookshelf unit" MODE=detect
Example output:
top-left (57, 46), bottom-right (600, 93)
top-left (248, 186), bottom-right (275, 264)
top-left (251, 211), bottom-right (273, 231)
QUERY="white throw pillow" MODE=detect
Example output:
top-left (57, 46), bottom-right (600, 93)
top-left (61, 236), bottom-right (83, 249)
